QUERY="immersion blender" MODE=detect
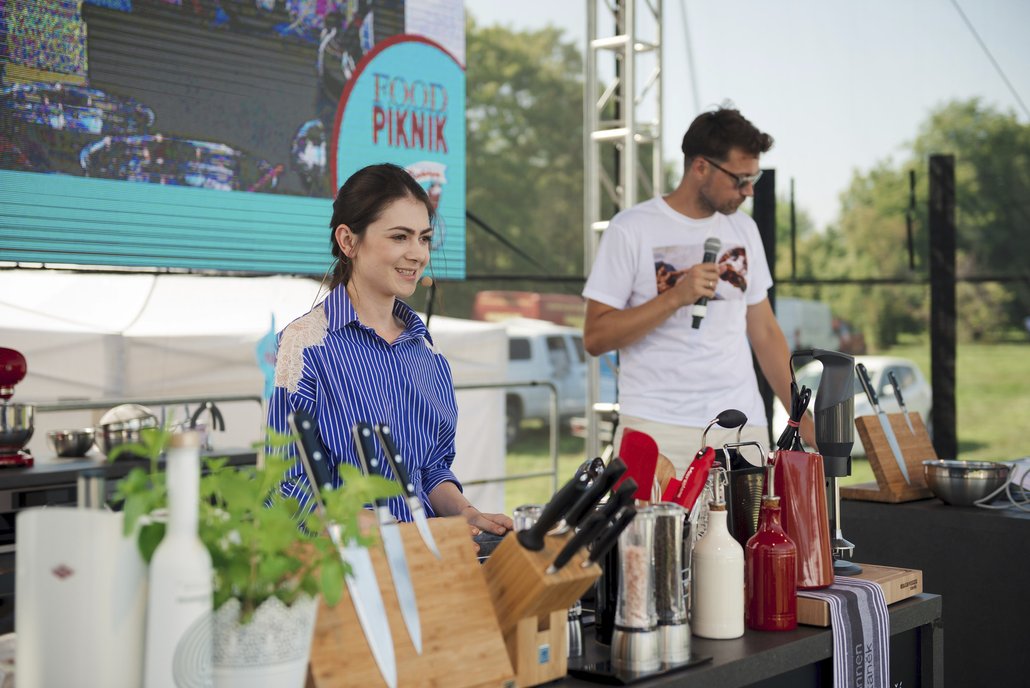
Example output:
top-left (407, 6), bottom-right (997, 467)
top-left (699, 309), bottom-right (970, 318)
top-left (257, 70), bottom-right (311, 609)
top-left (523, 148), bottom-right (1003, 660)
top-left (803, 348), bottom-right (861, 576)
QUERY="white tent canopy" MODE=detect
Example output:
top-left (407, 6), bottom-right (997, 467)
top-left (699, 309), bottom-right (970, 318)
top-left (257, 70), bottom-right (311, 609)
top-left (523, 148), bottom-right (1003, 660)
top-left (0, 271), bottom-right (506, 513)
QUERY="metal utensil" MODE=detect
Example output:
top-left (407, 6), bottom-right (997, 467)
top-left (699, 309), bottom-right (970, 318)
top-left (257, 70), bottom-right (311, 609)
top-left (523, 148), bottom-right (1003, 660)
top-left (289, 410), bottom-right (397, 688)
top-left (352, 421), bottom-right (422, 655)
top-left (375, 423), bottom-right (441, 559)
top-left (887, 370), bottom-right (916, 435)
top-left (922, 459), bottom-right (1010, 506)
top-left (48, 428), bottom-right (96, 458)
top-left (856, 363), bottom-right (910, 484)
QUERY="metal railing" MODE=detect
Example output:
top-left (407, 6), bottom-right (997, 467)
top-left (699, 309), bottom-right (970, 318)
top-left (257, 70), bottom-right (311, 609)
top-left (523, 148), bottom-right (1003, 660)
top-left (453, 380), bottom-right (560, 494)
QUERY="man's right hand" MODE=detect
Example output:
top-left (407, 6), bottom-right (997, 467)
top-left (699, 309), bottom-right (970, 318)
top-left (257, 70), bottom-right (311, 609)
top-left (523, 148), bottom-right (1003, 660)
top-left (667, 261), bottom-right (720, 309)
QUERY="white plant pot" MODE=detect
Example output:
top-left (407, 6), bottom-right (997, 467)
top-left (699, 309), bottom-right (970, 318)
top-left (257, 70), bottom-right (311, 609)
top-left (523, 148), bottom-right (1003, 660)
top-left (212, 594), bottom-right (319, 688)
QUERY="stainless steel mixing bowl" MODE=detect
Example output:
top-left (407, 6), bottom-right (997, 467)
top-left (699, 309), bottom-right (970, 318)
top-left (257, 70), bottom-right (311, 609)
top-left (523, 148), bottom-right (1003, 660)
top-left (96, 404), bottom-right (159, 459)
top-left (0, 402), bottom-right (34, 453)
top-left (922, 459), bottom-right (1010, 506)
top-left (47, 428), bottom-right (96, 458)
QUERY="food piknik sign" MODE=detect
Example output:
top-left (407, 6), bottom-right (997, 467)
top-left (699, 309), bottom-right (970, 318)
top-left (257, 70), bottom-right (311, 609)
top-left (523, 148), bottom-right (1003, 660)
top-left (331, 36), bottom-right (466, 279)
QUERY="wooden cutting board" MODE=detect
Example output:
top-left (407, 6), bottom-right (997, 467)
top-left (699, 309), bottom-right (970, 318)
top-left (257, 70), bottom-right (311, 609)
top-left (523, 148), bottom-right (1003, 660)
top-left (797, 563), bottom-right (923, 627)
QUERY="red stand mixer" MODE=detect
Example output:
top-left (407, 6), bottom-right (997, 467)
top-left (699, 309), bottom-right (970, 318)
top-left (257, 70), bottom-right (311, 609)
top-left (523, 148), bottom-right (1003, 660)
top-left (0, 347), bottom-right (34, 467)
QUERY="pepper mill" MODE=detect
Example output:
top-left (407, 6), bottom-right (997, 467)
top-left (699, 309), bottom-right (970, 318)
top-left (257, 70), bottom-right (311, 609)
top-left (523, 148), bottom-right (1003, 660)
top-left (653, 502), bottom-right (690, 665)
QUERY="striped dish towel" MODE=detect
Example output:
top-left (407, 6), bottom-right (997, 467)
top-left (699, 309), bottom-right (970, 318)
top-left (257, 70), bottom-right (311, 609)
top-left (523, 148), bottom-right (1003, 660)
top-left (797, 576), bottom-right (890, 688)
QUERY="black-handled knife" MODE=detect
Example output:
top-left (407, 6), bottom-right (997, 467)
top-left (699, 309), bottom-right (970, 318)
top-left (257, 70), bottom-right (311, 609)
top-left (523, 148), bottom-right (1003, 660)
top-left (353, 422), bottom-right (423, 655)
top-left (288, 411), bottom-right (397, 687)
top-left (887, 370), bottom-right (916, 435)
top-left (582, 505), bottom-right (637, 568)
top-left (374, 423), bottom-right (442, 559)
top-left (547, 511), bottom-right (609, 574)
top-left (562, 458), bottom-right (627, 530)
top-left (288, 409), bottom-right (334, 498)
top-left (857, 363), bottom-right (911, 484)
top-left (516, 471), bottom-right (591, 551)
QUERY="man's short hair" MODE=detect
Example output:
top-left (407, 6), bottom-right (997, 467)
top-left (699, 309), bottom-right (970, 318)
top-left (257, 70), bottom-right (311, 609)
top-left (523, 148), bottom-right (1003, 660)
top-left (681, 107), bottom-right (773, 162)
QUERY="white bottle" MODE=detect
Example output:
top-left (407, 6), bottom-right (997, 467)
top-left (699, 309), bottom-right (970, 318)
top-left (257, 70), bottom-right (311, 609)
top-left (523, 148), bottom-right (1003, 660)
top-left (144, 431), bottom-right (214, 688)
top-left (692, 499), bottom-right (745, 639)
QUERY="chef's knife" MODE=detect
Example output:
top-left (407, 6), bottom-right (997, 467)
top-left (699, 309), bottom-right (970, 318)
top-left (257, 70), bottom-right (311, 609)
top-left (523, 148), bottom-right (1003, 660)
top-left (516, 470), bottom-right (591, 551)
top-left (353, 422), bottom-right (422, 655)
top-left (547, 510), bottom-right (609, 574)
top-left (856, 363), bottom-right (911, 484)
top-left (887, 370), bottom-right (917, 436)
top-left (375, 423), bottom-right (441, 559)
top-left (561, 458), bottom-right (628, 531)
top-left (581, 505), bottom-right (638, 568)
top-left (288, 410), bottom-right (397, 688)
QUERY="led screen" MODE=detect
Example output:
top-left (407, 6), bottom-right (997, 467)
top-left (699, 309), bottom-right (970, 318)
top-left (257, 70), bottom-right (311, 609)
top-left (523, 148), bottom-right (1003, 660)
top-left (0, 0), bottom-right (466, 277)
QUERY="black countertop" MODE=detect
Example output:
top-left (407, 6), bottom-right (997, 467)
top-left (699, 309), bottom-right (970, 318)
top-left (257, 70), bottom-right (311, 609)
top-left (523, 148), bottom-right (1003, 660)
top-left (561, 594), bottom-right (942, 688)
top-left (842, 496), bottom-right (1026, 688)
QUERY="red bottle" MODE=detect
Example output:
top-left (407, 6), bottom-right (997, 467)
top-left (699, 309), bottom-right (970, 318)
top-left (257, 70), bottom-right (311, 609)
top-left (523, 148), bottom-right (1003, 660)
top-left (745, 496), bottom-right (798, 631)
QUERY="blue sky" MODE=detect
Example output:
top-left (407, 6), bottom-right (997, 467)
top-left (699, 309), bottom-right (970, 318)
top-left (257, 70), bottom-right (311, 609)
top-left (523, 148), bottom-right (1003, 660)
top-left (464, 0), bottom-right (1030, 231)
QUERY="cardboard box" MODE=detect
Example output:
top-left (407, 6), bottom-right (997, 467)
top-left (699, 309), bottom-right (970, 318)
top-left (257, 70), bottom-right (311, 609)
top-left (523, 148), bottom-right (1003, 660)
top-left (797, 563), bottom-right (923, 627)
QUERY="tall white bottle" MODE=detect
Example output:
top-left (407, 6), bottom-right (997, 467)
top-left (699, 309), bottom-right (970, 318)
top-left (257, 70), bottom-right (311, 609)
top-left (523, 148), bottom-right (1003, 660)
top-left (692, 496), bottom-right (745, 639)
top-left (144, 430), bottom-right (214, 688)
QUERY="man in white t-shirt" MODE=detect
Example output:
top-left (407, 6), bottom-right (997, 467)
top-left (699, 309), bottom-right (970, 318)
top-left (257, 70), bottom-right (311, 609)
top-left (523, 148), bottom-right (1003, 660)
top-left (583, 107), bottom-right (814, 472)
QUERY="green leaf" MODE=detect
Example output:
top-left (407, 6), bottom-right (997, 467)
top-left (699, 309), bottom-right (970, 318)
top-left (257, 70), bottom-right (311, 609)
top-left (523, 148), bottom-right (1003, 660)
top-left (137, 522), bottom-right (166, 563)
top-left (320, 556), bottom-right (345, 607)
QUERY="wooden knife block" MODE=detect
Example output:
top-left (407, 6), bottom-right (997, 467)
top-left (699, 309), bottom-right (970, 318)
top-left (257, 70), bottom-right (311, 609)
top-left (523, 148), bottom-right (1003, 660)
top-left (842, 413), bottom-right (935, 503)
top-left (307, 517), bottom-right (515, 688)
top-left (481, 532), bottom-right (601, 687)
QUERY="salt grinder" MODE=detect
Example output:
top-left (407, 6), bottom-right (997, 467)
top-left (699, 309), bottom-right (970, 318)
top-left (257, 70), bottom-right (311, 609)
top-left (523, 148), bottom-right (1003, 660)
top-left (653, 502), bottom-right (690, 665)
top-left (611, 505), bottom-right (658, 673)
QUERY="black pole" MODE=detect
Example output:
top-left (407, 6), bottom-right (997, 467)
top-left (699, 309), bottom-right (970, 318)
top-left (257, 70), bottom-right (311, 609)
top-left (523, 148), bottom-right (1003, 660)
top-left (753, 169), bottom-right (777, 445)
top-left (928, 155), bottom-right (957, 459)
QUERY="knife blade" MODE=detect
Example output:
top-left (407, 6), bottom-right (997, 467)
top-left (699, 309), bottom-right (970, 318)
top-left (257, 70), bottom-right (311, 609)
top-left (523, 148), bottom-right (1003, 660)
top-left (887, 370), bottom-right (917, 436)
top-left (560, 458), bottom-right (628, 531)
top-left (375, 423), bottom-right (441, 559)
top-left (288, 410), bottom-right (397, 688)
top-left (516, 470), bottom-right (591, 551)
top-left (856, 363), bottom-right (911, 484)
top-left (353, 422), bottom-right (422, 655)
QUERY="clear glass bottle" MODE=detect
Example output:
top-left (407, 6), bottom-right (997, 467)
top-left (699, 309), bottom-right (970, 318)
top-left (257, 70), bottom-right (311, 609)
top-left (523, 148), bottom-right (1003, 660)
top-left (143, 431), bottom-right (213, 688)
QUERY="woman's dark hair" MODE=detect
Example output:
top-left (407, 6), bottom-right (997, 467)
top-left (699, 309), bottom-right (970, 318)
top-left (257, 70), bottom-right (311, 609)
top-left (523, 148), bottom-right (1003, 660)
top-left (328, 163), bottom-right (436, 289)
top-left (680, 107), bottom-right (773, 163)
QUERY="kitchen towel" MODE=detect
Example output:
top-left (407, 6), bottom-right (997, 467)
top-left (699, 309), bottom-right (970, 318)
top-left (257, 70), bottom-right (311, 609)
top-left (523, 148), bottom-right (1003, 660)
top-left (797, 576), bottom-right (890, 688)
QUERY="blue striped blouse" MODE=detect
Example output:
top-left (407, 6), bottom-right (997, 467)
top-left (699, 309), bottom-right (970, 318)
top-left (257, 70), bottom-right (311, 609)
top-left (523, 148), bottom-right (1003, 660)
top-left (266, 284), bottom-right (461, 522)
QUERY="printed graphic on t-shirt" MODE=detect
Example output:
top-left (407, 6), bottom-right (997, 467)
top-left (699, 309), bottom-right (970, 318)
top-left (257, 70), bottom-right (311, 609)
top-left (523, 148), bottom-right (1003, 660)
top-left (653, 243), bottom-right (748, 299)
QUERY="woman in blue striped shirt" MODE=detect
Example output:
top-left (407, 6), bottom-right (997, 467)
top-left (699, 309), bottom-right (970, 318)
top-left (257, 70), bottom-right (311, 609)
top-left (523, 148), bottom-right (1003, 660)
top-left (267, 163), bottom-right (513, 539)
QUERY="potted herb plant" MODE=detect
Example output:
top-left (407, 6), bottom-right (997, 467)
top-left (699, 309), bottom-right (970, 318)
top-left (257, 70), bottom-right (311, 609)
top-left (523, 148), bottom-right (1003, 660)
top-left (112, 426), bottom-right (398, 688)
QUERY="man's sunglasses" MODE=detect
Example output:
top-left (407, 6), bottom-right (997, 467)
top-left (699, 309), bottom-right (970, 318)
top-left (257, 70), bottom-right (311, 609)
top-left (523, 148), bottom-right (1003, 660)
top-left (703, 157), bottom-right (763, 189)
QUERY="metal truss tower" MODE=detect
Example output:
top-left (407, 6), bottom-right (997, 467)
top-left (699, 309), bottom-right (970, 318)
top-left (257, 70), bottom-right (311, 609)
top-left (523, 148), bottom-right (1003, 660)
top-left (584, 0), bottom-right (664, 458)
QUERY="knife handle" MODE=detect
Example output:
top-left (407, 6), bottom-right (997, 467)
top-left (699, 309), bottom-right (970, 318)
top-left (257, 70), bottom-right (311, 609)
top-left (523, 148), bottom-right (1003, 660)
top-left (856, 362), bottom-right (879, 409)
top-left (288, 409), bottom-right (333, 512)
top-left (607, 479), bottom-right (638, 517)
top-left (375, 423), bottom-right (417, 499)
top-left (548, 511), bottom-right (608, 573)
top-left (584, 506), bottom-right (637, 567)
top-left (887, 370), bottom-right (906, 409)
top-left (563, 458), bottom-right (627, 529)
top-left (352, 422), bottom-right (389, 508)
top-left (517, 471), bottom-right (590, 551)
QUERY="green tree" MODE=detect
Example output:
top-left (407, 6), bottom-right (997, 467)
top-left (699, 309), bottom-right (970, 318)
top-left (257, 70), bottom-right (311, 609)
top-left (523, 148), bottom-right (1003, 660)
top-left (809, 99), bottom-right (1029, 347)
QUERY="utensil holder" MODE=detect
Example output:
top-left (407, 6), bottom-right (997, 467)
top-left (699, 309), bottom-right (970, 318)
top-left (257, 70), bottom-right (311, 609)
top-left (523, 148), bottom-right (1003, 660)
top-left (842, 414), bottom-right (935, 503)
top-left (482, 529), bottom-right (601, 687)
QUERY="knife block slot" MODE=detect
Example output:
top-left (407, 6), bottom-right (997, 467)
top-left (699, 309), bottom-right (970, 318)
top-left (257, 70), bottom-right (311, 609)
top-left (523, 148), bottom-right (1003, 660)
top-left (482, 531), bottom-right (601, 687)
top-left (843, 414), bottom-right (935, 503)
top-left (307, 517), bottom-right (515, 688)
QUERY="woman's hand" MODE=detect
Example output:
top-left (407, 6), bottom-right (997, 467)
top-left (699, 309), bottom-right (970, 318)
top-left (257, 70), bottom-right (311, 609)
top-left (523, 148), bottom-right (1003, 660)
top-left (461, 505), bottom-right (513, 536)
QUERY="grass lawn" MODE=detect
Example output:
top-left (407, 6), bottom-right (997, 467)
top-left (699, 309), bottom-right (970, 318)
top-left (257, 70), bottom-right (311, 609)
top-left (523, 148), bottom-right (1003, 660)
top-left (499, 340), bottom-right (1028, 511)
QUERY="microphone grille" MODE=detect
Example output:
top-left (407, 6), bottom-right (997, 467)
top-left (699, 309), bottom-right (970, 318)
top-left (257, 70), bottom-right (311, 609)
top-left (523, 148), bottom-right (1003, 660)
top-left (704, 236), bottom-right (722, 254)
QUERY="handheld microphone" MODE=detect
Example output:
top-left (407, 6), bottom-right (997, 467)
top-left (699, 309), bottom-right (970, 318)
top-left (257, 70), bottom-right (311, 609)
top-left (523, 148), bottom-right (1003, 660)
top-left (691, 236), bottom-right (721, 329)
